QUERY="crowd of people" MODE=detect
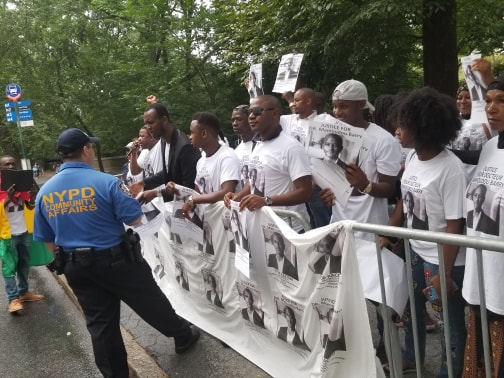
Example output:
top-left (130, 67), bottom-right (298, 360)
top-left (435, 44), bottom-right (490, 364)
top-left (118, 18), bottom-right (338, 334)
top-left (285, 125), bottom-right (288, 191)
top-left (2, 55), bottom-right (504, 377)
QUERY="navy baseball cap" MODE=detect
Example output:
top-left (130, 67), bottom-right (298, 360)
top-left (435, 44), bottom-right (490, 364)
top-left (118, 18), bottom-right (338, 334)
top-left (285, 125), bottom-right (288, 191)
top-left (57, 128), bottom-right (100, 156)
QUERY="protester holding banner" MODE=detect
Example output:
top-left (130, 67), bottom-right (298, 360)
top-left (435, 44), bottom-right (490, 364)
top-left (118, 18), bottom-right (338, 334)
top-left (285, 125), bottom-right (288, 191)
top-left (132, 102), bottom-right (201, 204)
top-left (320, 79), bottom-right (401, 241)
top-left (33, 128), bottom-right (199, 378)
top-left (224, 95), bottom-right (312, 232)
top-left (386, 88), bottom-right (467, 376)
top-left (0, 155), bottom-right (45, 314)
top-left (462, 75), bottom-right (504, 378)
top-left (167, 111), bottom-right (240, 220)
top-left (279, 88), bottom-right (335, 228)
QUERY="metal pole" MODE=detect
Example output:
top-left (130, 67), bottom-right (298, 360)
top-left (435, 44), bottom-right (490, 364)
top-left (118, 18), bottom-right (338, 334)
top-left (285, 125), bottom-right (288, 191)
top-left (14, 101), bottom-right (28, 166)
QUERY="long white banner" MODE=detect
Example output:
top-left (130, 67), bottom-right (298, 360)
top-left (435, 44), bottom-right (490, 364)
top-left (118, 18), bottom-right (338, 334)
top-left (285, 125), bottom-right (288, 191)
top-left (140, 199), bottom-right (389, 377)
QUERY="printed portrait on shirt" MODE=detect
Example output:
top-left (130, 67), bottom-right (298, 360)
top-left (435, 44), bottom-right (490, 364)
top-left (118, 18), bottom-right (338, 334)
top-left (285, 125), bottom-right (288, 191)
top-left (466, 183), bottom-right (500, 236)
top-left (402, 190), bottom-right (429, 231)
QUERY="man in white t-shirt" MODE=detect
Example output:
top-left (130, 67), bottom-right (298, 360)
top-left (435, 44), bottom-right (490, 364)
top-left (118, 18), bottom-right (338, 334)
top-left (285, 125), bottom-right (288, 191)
top-left (129, 126), bottom-right (162, 179)
top-left (231, 105), bottom-right (254, 189)
top-left (320, 80), bottom-right (401, 241)
top-left (224, 95), bottom-right (313, 232)
top-left (166, 112), bottom-right (240, 221)
top-left (280, 88), bottom-right (335, 228)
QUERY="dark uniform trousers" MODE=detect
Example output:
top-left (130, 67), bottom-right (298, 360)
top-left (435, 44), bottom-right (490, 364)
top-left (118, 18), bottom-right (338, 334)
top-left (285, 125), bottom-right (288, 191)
top-left (64, 254), bottom-right (192, 378)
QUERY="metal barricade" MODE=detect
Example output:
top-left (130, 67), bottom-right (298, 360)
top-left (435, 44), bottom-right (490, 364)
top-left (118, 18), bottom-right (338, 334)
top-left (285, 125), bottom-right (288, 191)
top-left (272, 208), bottom-right (312, 232)
top-left (350, 222), bottom-right (504, 378)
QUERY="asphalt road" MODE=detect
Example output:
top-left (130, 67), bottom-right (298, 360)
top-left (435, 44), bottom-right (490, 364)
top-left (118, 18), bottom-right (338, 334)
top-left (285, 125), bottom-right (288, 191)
top-left (0, 266), bottom-right (101, 378)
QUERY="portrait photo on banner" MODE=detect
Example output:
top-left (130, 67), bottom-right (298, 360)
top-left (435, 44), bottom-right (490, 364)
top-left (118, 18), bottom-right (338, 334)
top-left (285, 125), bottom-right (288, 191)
top-left (202, 269), bottom-right (225, 309)
top-left (275, 297), bottom-right (311, 352)
top-left (237, 283), bottom-right (265, 329)
top-left (263, 226), bottom-right (299, 281)
top-left (308, 231), bottom-right (343, 276)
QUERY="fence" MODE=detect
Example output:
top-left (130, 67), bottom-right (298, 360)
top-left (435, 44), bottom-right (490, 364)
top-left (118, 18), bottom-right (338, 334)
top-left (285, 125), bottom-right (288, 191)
top-left (348, 222), bottom-right (504, 378)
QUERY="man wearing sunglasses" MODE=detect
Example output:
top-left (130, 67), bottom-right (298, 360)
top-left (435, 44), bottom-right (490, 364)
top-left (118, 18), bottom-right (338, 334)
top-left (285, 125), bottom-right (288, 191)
top-left (224, 95), bottom-right (312, 232)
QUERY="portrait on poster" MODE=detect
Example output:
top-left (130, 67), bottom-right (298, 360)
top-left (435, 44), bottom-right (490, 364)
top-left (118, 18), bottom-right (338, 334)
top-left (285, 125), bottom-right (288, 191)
top-left (272, 53), bottom-right (304, 93)
top-left (307, 120), bottom-right (364, 207)
top-left (248, 63), bottom-right (264, 98)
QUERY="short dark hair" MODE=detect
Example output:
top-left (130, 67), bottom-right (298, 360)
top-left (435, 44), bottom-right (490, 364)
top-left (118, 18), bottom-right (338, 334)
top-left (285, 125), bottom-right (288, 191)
top-left (144, 103), bottom-right (171, 122)
top-left (396, 87), bottom-right (461, 149)
top-left (192, 111), bottom-right (220, 136)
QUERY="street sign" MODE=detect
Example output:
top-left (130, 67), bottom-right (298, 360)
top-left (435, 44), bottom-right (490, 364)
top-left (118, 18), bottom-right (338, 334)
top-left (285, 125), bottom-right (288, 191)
top-left (5, 83), bottom-right (22, 101)
top-left (4, 101), bottom-right (16, 122)
top-left (6, 111), bottom-right (16, 122)
top-left (19, 109), bottom-right (32, 120)
top-left (17, 100), bottom-right (31, 108)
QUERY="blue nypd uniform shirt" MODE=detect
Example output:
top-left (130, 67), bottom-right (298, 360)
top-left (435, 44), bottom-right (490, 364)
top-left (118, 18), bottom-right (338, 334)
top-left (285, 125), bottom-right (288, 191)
top-left (33, 162), bottom-right (142, 250)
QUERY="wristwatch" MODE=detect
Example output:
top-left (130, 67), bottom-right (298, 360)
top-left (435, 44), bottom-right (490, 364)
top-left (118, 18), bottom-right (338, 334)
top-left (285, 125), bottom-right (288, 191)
top-left (156, 188), bottom-right (164, 197)
top-left (358, 181), bottom-right (373, 195)
top-left (185, 195), bottom-right (195, 208)
top-left (264, 196), bottom-right (273, 206)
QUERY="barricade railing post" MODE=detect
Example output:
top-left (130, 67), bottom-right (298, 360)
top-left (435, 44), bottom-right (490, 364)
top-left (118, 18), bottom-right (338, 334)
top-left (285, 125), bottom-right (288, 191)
top-left (476, 248), bottom-right (492, 378)
top-left (437, 243), bottom-right (453, 378)
top-left (373, 235), bottom-right (402, 377)
top-left (349, 222), bottom-right (504, 378)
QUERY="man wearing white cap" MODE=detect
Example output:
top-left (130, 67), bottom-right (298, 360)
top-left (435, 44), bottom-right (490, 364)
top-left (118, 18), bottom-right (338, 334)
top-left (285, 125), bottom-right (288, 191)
top-left (320, 79), bottom-right (401, 240)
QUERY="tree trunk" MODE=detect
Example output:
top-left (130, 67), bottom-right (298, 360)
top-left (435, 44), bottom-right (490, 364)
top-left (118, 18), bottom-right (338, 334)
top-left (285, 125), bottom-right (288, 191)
top-left (422, 0), bottom-right (458, 97)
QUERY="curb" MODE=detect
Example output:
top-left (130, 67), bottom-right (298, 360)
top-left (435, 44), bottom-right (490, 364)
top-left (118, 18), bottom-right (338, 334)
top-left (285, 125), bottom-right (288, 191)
top-left (51, 270), bottom-right (168, 378)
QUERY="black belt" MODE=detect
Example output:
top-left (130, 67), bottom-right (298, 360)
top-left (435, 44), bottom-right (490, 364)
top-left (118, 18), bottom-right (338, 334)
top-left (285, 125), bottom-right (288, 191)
top-left (63, 248), bottom-right (115, 262)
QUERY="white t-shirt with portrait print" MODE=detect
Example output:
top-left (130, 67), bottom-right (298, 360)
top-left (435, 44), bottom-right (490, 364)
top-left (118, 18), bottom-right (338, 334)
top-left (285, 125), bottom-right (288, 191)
top-left (234, 140), bottom-right (254, 191)
top-left (137, 140), bottom-right (164, 178)
top-left (330, 123), bottom-right (401, 241)
top-left (195, 145), bottom-right (240, 195)
top-left (462, 136), bottom-right (504, 314)
top-left (401, 148), bottom-right (467, 265)
top-left (248, 131), bottom-right (311, 231)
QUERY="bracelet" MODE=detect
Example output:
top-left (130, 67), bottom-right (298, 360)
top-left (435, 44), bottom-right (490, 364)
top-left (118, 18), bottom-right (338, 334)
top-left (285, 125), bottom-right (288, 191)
top-left (357, 181), bottom-right (372, 195)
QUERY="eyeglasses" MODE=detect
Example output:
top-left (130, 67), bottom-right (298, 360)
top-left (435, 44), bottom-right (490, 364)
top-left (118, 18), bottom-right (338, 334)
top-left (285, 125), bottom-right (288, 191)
top-left (249, 107), bottom-right (275, 116)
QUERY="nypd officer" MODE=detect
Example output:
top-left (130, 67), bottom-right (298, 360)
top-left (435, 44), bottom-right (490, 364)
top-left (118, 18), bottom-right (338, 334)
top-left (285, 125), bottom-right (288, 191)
top-left (33, 128), bottom-right (199, 378)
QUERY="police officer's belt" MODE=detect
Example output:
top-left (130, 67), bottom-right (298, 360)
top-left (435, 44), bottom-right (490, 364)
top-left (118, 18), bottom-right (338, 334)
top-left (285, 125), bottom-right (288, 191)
top-left (62, 247), bottom-right (117, 262)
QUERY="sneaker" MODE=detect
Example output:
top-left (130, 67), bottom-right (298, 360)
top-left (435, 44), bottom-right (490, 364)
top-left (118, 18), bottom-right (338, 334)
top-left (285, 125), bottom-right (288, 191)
top-left (19, 292), bottom-right (45, 303)
top-left (175, 326), bottom-right (200, 354)
top-left (425, 311), bottom-right (436, 332)
top-left (8, 298), bottom-right (24, 313)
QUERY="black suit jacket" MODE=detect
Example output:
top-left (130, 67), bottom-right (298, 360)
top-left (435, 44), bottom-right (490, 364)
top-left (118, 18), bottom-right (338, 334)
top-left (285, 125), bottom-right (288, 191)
top-left (467, 210), bottom-right (499, 236)
top-left (277, 327), bottom-right (310, 351)
top-left (143, 128), bottom-right (201, 200)
top-left (313, 255), bottom-right (342, 275)
top-left (242, 308), bottom-right (265, 328)
top-left (268, 254), bottom-right (298, 280)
